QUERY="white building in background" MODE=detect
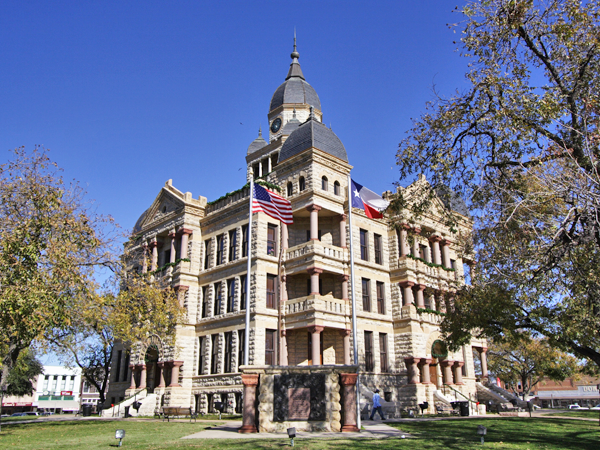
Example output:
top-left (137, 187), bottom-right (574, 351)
top-left (34, 366), bottom-right (81, 413)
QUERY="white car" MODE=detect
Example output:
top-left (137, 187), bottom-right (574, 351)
top-left (590, 404), bottom-right (600, 410)
top-left (568, 404), bottom-right (588, 410)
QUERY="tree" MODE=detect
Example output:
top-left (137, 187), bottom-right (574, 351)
top-left (394, 0), bottom-right (600, 368)
top-left (0, 147), bottom-right (114, 387)
top-left (4, 350), bottom-right (44, 397)
top-left (49, 272), bottom-right (183, 404)
top-left (487, 335), bottom-right (579, 400)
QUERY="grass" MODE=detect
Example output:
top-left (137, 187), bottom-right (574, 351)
top-left (546, 410), bottom-right (600, 420)
top-left (0, 417), bottom-right (598, 449)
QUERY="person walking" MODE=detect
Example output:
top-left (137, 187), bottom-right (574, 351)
top-left (369, 389), bottom-right (385, 420)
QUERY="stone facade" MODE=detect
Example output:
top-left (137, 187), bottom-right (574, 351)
top-left (105, 43), bottom-right (484, 419)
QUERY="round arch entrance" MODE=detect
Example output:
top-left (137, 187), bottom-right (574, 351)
top-left (145, 345), bottom-right (160, 393)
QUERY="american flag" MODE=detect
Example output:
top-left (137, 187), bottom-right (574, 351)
top-left (252, 183), bottom-right (293, 225)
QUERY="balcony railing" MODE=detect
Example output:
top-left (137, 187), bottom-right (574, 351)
top-left (284, 294), bottom-right (348, 315)
top-left (286, 240), bottom-right (346, 262)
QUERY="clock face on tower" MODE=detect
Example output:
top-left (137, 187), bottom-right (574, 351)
top-left (270, 117), bottom-right (282, 133)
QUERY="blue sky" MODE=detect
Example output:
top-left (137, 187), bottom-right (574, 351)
top-left (1, 0), bottom-right (470, 233)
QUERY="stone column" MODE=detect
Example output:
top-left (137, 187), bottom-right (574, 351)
top-left (179, 228), bottom-right (192, 260)
top-left (156, 362), bottom-right (166, 388)
top-left (430, 236), bottom-right (442, 265)
top-left (419, 358), bottom-right (433, 384)
top-left (282, 223), bottom-right (289, 250)
top-left (280, 330), bottom-right (288, 366)
top-left (267, 154), bottom-right (272, 173)
top-left (307, 267), bottom-right (322, 295)
top-left (416, 284), bottom-right (426, 308)
top-left (150, 241), bottom-right (158, 271)
top-left (399, 281), bottom-right (414, 306)
top-left (138, 364), bottom-right (147, 389)
top-left (340, 274), bottom-right (349, 300)
top-left (427, 292), bottom-right (436, 310)
top-left (341, 329), bottom-right (351, 365)
top-left (404, 357), bottom-right (420, 384)
top-left (239, 374), bottom-right (260, 433)
top-left (129, 365), bottom-right (137, 390)
top-left (411, 227), bottom-right (421, 257)
top-left (309, 326), bottom-right (324, 365)
top-left (453, 361), bottom-right (465, 385)
top-left (306, 205), bottom-right (321, 240)
top-left (440, 360), bottom-right (454, 385)
top-left (142, 244), bottom-right (148, 273)
top-left (339, 214), bottom-right (347, 248)
top-left (480, 347), bottom-right (489, 379)
top-left (442, 239), bottom-right (451, 268)
top-left (174, 285), bottom-right (189, 307)
top-left (258, 160), bottom-right (263, 177)
top-left (340, 373), bottom-right (359, 432)
top-left (399, 225), bottom-right (409, 257)
top-left (169, 232), bottom-right (177, 263)
top-left (169, 361), bottom-right (183, 387)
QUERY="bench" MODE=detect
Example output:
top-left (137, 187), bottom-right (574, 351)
top-left (159, 407), bottom-right (198, 422)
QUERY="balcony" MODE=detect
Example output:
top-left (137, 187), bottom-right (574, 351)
top-left (285, 241), bottom-right (347, 274)
top-left (393, 256), bottom-right (457, 282)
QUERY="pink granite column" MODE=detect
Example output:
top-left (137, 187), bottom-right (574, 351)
top-left (416, 284), bottom-right (426, 308)
top-left (430, 235), bottom-right (442, 265)
top-left (419, 358), bottom-right (433, 384)
top-left (479, 347), bottom-right (489, 379)
top-left (404, 357), bottom-right (420, 384)
top-left (169, 361), bottom-right (183, 387)
top-left (411, 227), bottom-right (421, 257)
top-left (282, 223), bottom-right (289, 250)
top-left (178, 228), bottom-right (192, 259)
top-left (400, 281), bottom-right (414, 306)
top-left (280, 330), bottom-right (288, 366)
top-left (399, 225), bottom-right (409, 257)
top-left (142, 244), bottom-right (148, 273)
top-left (340, 329), bottom-right (351, 365)
top-left (169, 232), bottom-right (177, 263)
top-left (453, 361), bottom-right (465, 385)
top-left (150, 241), bottom-right (159, 271)
top-left (307, 267), bottom-right (322, 295)
top-left (239, 374), bottom-right (260, 433)
top-left (306, 205), bottom-right (322, 240)
top-left (339, 214), bottom-right (347, 248)
top-left (340, 373), bottom-right (360, 432)
top-left (340, 274), bottom-right (349, 300)
top-left (156, 362), bottom-right (166, 388)
top-left (441, 238), bottom-right (451, 268)
top-left (309, 326), bottom-right (324, 365)
top-left (440, 360), bottom-right (454, 385)
top-left (129, 365), bottom-right (137, 390)
top-left (138, 364), bottom-right (147, 389)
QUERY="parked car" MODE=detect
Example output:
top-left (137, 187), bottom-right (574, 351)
top-left (24, 412), bottom-right (39, 416)
top-left (568, 404), bottom-right (588, 410)
top-left (10, 412), bottom-right (27, 417)
top-left (590, 404), bottom-right (600, 410)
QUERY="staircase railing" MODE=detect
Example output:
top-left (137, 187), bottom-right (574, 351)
top-left (442, 384), bottom-right (477, 404)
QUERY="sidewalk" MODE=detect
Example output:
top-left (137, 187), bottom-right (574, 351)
top-left (182, 421), bottom-right (410, 440)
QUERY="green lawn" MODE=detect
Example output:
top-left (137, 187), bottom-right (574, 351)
top-left (547, 410), bottom-right (600, 420)
top-left (0, 417), bottom-right (598, 449)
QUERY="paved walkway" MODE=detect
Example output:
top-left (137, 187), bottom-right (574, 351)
top-left (182, 420), bottom-right (411, 440)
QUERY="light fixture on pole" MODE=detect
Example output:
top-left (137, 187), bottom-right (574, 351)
top-left (115, 429), bottom-right (126, 447)
top-left (287, 427), bottom-right (296, 447)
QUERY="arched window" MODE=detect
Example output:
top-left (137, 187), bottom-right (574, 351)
top-left (287, 182), bottom-right (293, 197)
top-left (334, 181), bottom-right (340, 195)
top-left (299, 176), bottom-right (306, 192)
top-left (321, 176), bottom-right (328, 191)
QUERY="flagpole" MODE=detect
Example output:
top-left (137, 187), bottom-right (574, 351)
top-left (244, 178), bottom-right (254, 366)
top-left (347, 173), bottom-right (361, 430)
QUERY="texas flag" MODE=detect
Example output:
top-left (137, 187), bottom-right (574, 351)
top-left (351, 179), bottom-right (390, 219)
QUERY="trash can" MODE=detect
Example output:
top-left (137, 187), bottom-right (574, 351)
top-left (124, 406), bottom-right (131, 418)
top-left (458, 401), bottom-right (469, 416)
top-left (82, 404), bottom-right (93, 417)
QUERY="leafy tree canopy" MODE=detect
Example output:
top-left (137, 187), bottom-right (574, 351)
top-left (3, 350), bottom-right (44, 397)
top-left (394, 0), bottom-right (600, 367)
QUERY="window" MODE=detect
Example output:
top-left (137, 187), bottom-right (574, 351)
top-left (265, 329), bottom-right (276, 365)
top-left (123, 353), bottom-right (130, 382)
top-left (211, 334), bottom-right (219, 374)
top-left (240, 275), bottom-right (247, 310)
top-left (198, 336), bottom-right (206, 375)
top-left (213, 282), bottom-right (222, 316)
top-left (201, 286), bottom-right (209, 318)
top-left (266, 274), bottom-right (276, 309)
top-left (374, 234), bottom-right (382, 264)
top-left (228, 229), bottom-right (237, 262)
top-left (362, 278), bottom-right (371, 312)
top-left (204, 239), bottom-right (210, 269)
top-left (114, 350), bottom-right (122, 382)
top-left (377, 281), bottom-right (385, 314)
top-left (364, 331), bottom-right (374, 372)
top-left (299, 176), bottom-right (306, 191)
top-left (360, 229), bottom-right (368, 261)
top-left (287, 182), bottom-right (293, 197)
top-left (267, 224), bottom-right (277, 256)
top-left (224, 332), bottom-right (233, 373)
top-left (379, 333), bottom-right (389, 372)
top-left (334, 181), bottom-right (340, 195)
top-left (238, 329), bottom-right (245, 368)
top-left (227, 278), bottom-right (235, 313)
top-left (321, 176), bottom-right (328, 191)
top-left (43, 376), bottom-right (49, 391)
top-left (242, 225), bottom-right (248, 257)
top-left (216, 234), bottom-right (225, 265)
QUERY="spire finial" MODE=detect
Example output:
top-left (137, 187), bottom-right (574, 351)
top-left (258, 126), bottom-right (262, 137)
top-left (292, 108), bottom-right (297, 119)
top-left (309, 106), bottom-right (315, 120)
top-left (291, 29), bottom-right (300, 60)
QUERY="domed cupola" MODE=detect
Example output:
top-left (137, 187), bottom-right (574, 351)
top-left (269, 39), bottom-right (322, 113)
top-left (247, 127), bottom-right (267, 155)
top-left (278, 107), bottom-right (348, 163)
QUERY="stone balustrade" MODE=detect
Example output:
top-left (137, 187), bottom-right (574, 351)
top-left (286, 240), bottom-right (346, 262)
top-left (285, 294), bottom-right (348, 315)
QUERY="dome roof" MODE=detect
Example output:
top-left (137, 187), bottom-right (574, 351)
top-left (278, 110), bottom-right (347, 163)
top-left (269, 40), bottom-right (321, 112)
top-left (247, 128), bottom-right (267, 155)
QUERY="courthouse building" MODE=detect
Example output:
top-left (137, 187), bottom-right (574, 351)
top-left (105, 43), bottom-right (486, 417)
